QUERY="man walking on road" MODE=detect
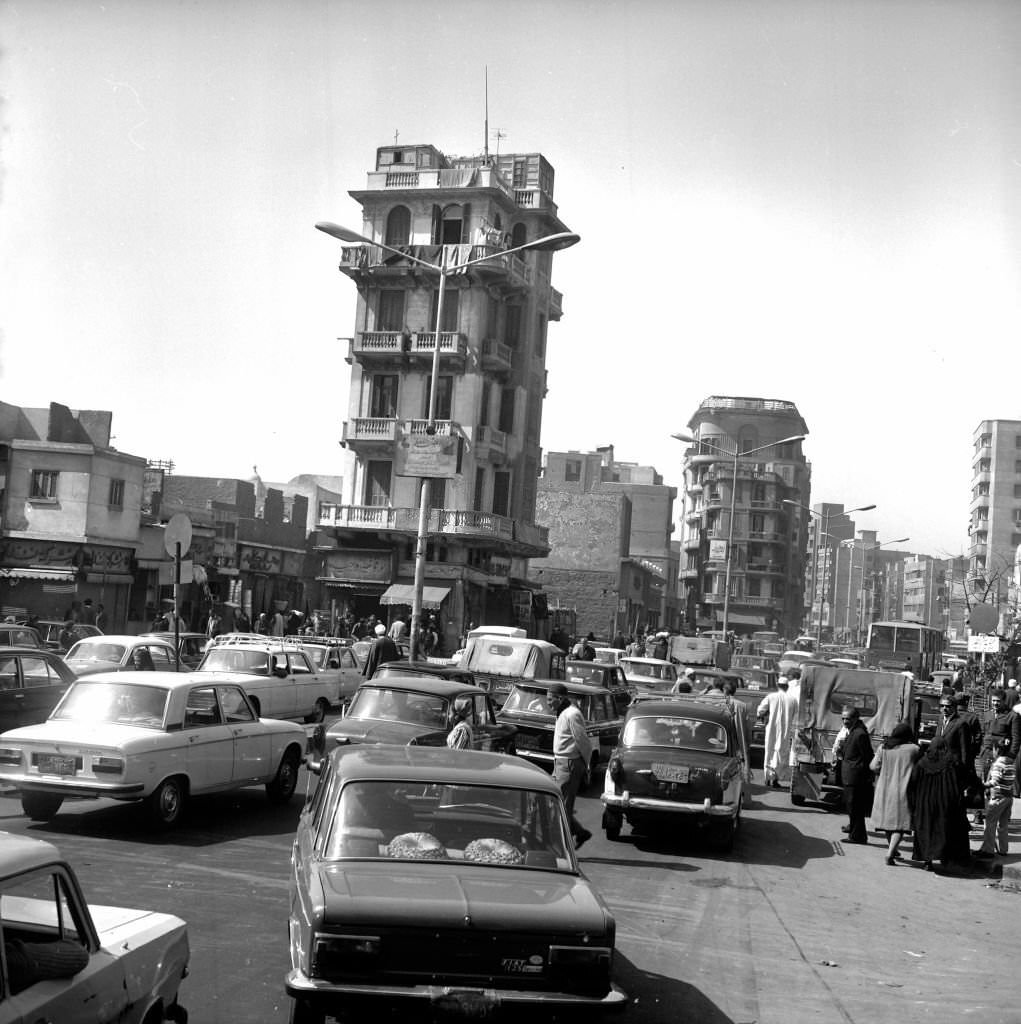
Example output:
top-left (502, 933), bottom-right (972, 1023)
top-left (548, 682), bottom-right (593, 849)
top-left (362, 623), bottom-right (399, 678)
top-left (757, 676), bottom-right (793, 788)
top-left (839, 706), bottom-right (874, 845)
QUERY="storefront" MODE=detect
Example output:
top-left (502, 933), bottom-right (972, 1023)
top-left (0, 539), bottom-right (134, 630)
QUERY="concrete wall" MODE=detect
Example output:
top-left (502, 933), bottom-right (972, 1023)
top-left (529, 565), bottom-right (618, 640)
top-left (532, 489), bottom-right (628, 572)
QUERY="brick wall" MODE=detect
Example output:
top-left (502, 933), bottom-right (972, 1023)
top-left (529, 566), bottom-right (618, 640)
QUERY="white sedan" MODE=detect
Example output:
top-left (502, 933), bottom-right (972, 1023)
top-left (0, 672), bottom-right (308, 827)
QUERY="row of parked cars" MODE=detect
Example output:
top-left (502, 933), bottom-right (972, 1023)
top-left (0, 627), bottom-right (761, 1022)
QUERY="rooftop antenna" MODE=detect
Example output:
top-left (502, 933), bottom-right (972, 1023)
top-left (484, 67), bottom-right (489, 163)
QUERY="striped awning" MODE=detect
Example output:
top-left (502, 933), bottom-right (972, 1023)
top-left (0, 567), bottom-right (77, 581)
top-left (379, 583), bottom-right (450, 609)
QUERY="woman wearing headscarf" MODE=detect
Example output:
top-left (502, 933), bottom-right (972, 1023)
top-left (869, 722), bottom-right (921, 865)
top-left (908, 694), bottom-right (973, 871)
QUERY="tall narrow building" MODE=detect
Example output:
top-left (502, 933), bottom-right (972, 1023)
top-left (318, 142), bottom-right (573, 653)
top-left (679, 396), bottom-right (810, 638)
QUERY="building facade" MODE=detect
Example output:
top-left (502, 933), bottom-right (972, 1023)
top-left (680, 396), bottom-right (810, 638)
top-left (319, 142), bottom-right (572, 652)
top-left (530, 447), bottom-right (678, 639)
top-left (969, 419), bottom-right (1021, 633)
top-left (0, 402), bottom-right (146, 631)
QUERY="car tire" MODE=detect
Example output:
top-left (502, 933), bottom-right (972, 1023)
top-left (289, 998), bottom-right (325, 1024)
top-left (267, 749), bottom-right (300, 803)
top-left (602, 808), bottom-right (623, 841)
top-left (305, 698), bottom-right (330, 725)
top-left (21, 792), bottom-right (63, 821)
top-left (146, 776), bottom-right (186, 828)
top-left (790, 791), bottom-right (806, 807)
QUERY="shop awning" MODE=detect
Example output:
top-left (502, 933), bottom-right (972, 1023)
top-left (84, 572), bottom-right (135, 584)
top-left (379, 583), bottom-right (450, 609)
top-left (0, 567), bottom-right (77, 581)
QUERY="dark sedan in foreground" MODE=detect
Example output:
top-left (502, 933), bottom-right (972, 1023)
top-left (287, 745), bottom-right (626, 1022)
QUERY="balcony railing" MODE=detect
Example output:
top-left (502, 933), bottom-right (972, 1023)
top-left (338, 241), bottom-right (532, 289)
top-left (475, 425), bottom-right (507, 460)
top-left (408, 332), bottom-right (467, 361)
top-left (343, 418), bottom-right (399, 444)
top-left (360, 164), bottom-right (516, 201)
top-left (319, 504), bottom-right (548, 553)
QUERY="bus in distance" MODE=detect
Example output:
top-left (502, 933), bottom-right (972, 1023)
top-left (865, 620), bottom-right (945, 679)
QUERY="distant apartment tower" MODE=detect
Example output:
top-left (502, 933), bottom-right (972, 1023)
top-left (680, 396), bottom-right (810, 637)
top-left (969, 420), bottom-right (1021, 630)
top-left (530, 447), bottom-right (679, 638)
top-left (320, 142), bottom-right (572, 651)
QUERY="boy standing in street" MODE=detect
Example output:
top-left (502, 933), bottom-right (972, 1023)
top-left (974, 736), bottom-right (1016, 859)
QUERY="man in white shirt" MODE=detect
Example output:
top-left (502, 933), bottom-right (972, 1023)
top-left (757, 676), bottom-right (794, 788)
top-left (548, 683), bottom-right (593, 849)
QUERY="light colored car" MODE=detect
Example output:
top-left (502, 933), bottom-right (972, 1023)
top-left (287, 746), bottom-right (626, 1022)
top-left (140, 630), bottom-right (210, 669)
top-left (0, 672), bottom-right (308, 827)
top-left (63, 635), bottom-right (179, 676)
top-left (286, 636), bottom-right (363, 703)
top-left (0, 832), bottom-right (189, 1022)
top-left (196, 636), bottom-right (341, 723)
top-left (34, 620), bottom-right (104, 652)
top-left (618, 657), bottom-right (678, 696)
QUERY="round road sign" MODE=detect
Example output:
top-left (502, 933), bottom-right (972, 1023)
top-left (164, 513), bottom-right (193, 557)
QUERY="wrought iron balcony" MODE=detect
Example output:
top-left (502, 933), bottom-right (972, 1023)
top-left (341, 418), bottom-right (456, 449)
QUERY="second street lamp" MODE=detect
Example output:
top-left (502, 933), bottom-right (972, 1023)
top-left (674, 432), bottom-right (806, 637)
top-left (854, 536), bottom-right (909, 643)
top-left (316, 222), bottom-right (580, 659)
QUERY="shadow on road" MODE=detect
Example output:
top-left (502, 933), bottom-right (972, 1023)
top-left (612, 951), bottom-right (736, 1023)
top-left (9, 783), bottom-right (306, 847)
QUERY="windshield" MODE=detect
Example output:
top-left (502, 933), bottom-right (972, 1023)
top-left (346, 687), bottom-right (449, 728)
top-left (500, 686), bottom-right (553, 715)
top-left (66, 642), bottom-right (125, 664)
top-left (741, 669), bottom-right (775, 690)
top-left (623, 714), bottom-right (728, 753)
top-left (199, 648), bottom-right (270, 674)
top-left (52, 680), bottom-right (169, 729)
top-left (622, 660), bottom-right (676, 681)
top-left (463, 640), bottom-right (532, 676)
top-left (323, 780), bottom-right (574, 870)
top-left (566, 664), bottom-right (607, 686)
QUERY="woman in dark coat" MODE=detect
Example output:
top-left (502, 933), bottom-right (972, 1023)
top-left (908, 729), bottom-right (972, 871)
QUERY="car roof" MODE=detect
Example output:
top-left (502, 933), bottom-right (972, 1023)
top-left (328, 745), bottom-right (557, 791)
top-left (373, 664), bottom-right (475, 681)
top-left (1, 832), bottom-right (63, 877)
top-left (0, 646), bottom-right (60, 657)
top-left (69, 670), bottom-right (242, 691)
top-left (620, 657), bottom-right (674, 666)
top-left (358, 676), bottom-right (487, 697)
top-left (70, 634), bottom-right (172, 645)
top-left (627, 697), bottom-right (736, 726)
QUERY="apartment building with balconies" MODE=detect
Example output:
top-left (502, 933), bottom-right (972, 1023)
top-left (320, 142), bottom-right (572, 651)
top-left (679, 396), bottom-right (810, 637)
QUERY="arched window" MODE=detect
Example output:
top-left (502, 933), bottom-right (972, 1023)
top-left (385, 206), bottom-right (411, 247)
top-left (511, 223), bottom-right (527, 248)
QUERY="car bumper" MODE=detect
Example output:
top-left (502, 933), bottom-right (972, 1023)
top-left (285, 970), bottom-right (627, 1011)
top-left (601, 791), bottom-right (738, 818)
top-left (0, 774), bottom-right (146, 798)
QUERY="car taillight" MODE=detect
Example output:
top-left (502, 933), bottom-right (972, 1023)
top-left (311, 934), bottom-right (380, 978)
top-left (92, 756), bottom-right (123, 774)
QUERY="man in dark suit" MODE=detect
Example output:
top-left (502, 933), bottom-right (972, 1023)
top-left (362, 623), bottom-right (400, 678)
top-left (839, 705), bottom-right (874, 845)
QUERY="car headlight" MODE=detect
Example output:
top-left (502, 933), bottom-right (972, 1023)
top-left (311, 934), bottom-right (380, 978)
top-left (0, 747), bottom-right (23, 766)
top-left (92, 755), bottom-right (124, 774)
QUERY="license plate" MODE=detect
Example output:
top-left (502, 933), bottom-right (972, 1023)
top-left (652, 763), bottom-right (689, 783)
top-left (37, 754), bottom-right (76, 776)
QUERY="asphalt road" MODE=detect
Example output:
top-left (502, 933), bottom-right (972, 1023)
top-left (2, 765), bottom-right (1020, 1024)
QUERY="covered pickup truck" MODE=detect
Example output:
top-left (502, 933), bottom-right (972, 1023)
top-left (458, 635), bottom-right (566, 708)
top-left (668, 635), bottom-right (731, 671)
top-left (790, 664), bottom-right (915, 809)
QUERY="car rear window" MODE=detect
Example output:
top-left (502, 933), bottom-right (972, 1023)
top-left (200, 649), bottom-right (270, 674)
top-left (52, 681), bottom-right (169, 728)
top-left (346, 687), bottom-right (448, 728)
top-left (323, 780), bottom-right (573, 870)
top-left (66, 642), bottom-right (126, 664)
top-left (623, 715), bottom-right (728, 753)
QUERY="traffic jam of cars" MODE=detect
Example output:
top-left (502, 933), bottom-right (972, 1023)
top-left (0, 617), bottom-right (918, 1022)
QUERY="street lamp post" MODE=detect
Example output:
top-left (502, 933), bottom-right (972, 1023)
top-left (782, 500), bottom-right (876, 645)
top-left (316, 222), bottom-right (580, 659)
top-left (673, 432), bottom-right (805, 637)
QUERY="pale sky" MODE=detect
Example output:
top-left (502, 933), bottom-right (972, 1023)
top-left (2, 0), bottom-right (1018, 559)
